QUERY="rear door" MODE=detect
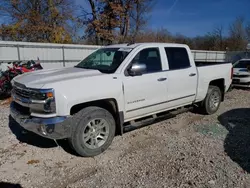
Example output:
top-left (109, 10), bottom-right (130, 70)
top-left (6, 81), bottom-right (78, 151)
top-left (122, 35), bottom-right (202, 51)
top-left (164, 47), bottom-right (197, 107)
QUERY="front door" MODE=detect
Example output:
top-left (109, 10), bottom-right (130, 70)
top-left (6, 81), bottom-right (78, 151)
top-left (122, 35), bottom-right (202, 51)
top-left (123, 47), bottom-right (168, 120)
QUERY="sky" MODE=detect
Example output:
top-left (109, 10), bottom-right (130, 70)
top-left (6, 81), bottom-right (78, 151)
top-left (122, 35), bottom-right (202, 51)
top-left (76, 0), bottom-right (250, 37)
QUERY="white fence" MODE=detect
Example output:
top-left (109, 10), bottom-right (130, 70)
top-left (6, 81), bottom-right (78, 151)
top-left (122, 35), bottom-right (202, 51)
top-left (0, 41), bottom-right (100, 70)
top-left (191, 50), bottom-right (226, 62)
top-left (0, 41), bottom-right (238, 71)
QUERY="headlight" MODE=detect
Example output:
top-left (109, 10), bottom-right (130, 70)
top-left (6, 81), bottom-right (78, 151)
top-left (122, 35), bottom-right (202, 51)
top-left (30, 89), bottom-right (56, 114)
top-left (30, 89), bottom-right (54, 100)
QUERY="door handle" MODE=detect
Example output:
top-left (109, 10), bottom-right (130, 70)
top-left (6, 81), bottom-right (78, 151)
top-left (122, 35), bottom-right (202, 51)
top-left (157, 77), bottom-right (167, 81)
top-left (189, 73), bottom-right (196, 77)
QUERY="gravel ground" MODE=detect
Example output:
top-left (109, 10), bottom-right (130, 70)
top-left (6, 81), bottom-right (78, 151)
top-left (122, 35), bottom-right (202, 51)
top-left (1, 89), bottom-right (250, 188)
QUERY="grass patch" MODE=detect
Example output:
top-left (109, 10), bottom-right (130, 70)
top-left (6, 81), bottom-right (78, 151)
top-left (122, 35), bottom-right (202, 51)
top-left (195, 123), bottom-right (229, 138)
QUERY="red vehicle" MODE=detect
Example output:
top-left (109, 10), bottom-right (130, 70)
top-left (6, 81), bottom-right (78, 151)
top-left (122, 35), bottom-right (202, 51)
top-left (12, 60), bottom-right (43, 73)
top-left (0, 65), bottom-right (20, 96)
top-left (0, 60), bottom-right (43, 97)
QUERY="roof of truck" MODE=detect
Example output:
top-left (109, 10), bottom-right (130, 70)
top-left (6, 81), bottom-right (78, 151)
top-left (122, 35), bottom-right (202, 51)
top-left (104, 42), bottom-right (188, 49)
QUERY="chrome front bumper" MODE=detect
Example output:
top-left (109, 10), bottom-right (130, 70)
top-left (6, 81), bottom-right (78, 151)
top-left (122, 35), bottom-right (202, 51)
top-left (232, 84), bottom-right (250, 88)
top-left (232, 80), bottom-right (250, 88)
top-left (10, 102), bottom-right (71, 140)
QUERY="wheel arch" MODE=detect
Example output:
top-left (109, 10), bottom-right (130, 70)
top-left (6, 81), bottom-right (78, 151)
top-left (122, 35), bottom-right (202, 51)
top-left (209, 78), bottom-right (225, 101)
top-left (70, 98), bottom-right (124, 135)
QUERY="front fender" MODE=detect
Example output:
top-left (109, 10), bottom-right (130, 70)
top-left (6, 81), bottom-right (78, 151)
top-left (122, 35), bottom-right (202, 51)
top-left (48, 75), bottom-right (124, 116)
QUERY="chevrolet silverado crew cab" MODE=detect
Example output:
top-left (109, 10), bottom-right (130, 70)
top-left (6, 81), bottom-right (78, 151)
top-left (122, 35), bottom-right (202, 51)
top-left (10, 43), bottom-right (232, 157)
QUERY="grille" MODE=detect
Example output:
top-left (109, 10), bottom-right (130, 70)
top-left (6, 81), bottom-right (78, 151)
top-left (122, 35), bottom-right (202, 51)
top-left (236, 82), bottom-right (250, 85)
top-left (233, 75), bottom-right (250, 78)
top-left (13, 85), bottom-right (47, 100)
top-left (12, 82), bottom-right (48, 100)
top-left (14, 86), bottom-right (31, 98)
top-left (232, 79), bottom-right (240, 83)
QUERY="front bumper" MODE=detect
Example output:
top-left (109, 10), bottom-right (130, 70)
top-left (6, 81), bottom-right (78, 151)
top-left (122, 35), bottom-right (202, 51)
top-left (232, 79), bottom-right (250, 88)
top-left (232, 84), bottom-right (250, 88)
top-left (10, 102), bottom-right (71, 140)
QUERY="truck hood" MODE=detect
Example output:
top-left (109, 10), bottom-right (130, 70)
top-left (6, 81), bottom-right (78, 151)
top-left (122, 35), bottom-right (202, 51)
top-left (13, 67), bottom-right (103, 89)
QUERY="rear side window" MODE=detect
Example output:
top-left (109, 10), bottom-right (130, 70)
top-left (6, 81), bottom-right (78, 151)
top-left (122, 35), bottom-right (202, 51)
top-left (164, 47), bottom-right (190, 70)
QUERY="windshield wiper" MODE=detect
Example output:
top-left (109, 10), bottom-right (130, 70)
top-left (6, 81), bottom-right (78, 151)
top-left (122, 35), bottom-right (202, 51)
top-left (74, 65), bottom-right (95, 69)
top-left (74, 65), bottom-right (114, 74)
top-left (74, 65), bottom-right (105, 72)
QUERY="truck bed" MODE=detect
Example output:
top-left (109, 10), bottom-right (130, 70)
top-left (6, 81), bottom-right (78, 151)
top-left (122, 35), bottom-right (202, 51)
top-left (195, 62), bottom-right (232, 102)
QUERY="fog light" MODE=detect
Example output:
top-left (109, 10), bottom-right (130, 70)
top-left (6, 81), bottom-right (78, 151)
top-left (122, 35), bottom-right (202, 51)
top-left (40, 124), bottom-right (47, 135)
top-left (44, 103), bottom-right (51, 111)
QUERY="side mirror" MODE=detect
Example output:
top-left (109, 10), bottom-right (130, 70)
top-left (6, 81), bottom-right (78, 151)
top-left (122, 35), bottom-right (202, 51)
top-left (128, 63), bottom-right (147, 76)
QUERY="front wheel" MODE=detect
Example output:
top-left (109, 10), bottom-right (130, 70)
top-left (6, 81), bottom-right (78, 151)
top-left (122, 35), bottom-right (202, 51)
top-left (69, 107), bottom-right (116, 157)
top-left (200, 85), bottom-right (222, 115)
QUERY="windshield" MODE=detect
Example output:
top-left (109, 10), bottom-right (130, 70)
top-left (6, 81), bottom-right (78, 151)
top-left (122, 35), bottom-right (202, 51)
top-left (234, 60), bottom-right (250, 68)
top-left (75, 48), bottom-right (132, 73)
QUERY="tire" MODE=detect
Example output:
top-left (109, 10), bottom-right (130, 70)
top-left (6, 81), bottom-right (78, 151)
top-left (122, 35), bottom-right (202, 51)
top-left (69, 106), bottom-right (116, 157)
top-left (200, 85), bottom-right (222, 115)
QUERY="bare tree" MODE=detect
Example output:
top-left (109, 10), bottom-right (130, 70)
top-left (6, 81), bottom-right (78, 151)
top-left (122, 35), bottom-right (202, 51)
top-left (131, 0), bottom-right (155, 41)
top-left (81, 0), bottom-right (102, 44)
top-left (213, 25), bottom-right (225, 50)
top-left (228, 17), bottom-right (248, 50)
top-left (246, 23), bottom-right (250, 42)
top-left (205, 25), bottom-right (226, 50)
top-left (117, 0), bottom-right (133, 42)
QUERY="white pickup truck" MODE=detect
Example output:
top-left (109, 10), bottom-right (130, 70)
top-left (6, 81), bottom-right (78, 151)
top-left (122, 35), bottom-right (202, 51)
top-left (232, 59), bottom-right (250, 87)
top-left (10, 43), bottom-right (232, 157)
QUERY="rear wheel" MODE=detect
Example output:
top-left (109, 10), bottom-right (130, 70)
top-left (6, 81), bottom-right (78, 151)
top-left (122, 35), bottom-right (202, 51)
top-left (200, 85), bottom-right (222, 115)
top-left (69, 106), bottom-right (116, 157)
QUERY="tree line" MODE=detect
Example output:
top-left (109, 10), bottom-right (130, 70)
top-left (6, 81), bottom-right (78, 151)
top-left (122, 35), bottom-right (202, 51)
top-left (0, 0), bottom-right (249, 51)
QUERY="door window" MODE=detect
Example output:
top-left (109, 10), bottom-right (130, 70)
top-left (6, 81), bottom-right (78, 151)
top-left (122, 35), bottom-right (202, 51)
top-left (164, 47), bottom-right (190, 70)
top-left (131, 48), bottom-right (162, 73)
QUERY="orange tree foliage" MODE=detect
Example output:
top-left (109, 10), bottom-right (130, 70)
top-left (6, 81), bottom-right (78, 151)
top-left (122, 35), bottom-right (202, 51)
top-left (82, 0), bottom-right (154, 45)
top-left (0, 0), bottom-right (74, 43)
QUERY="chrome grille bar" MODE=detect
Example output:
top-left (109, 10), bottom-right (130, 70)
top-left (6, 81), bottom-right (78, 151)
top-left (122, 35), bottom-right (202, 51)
top-left (14, 87), bottom-right (31, 98)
